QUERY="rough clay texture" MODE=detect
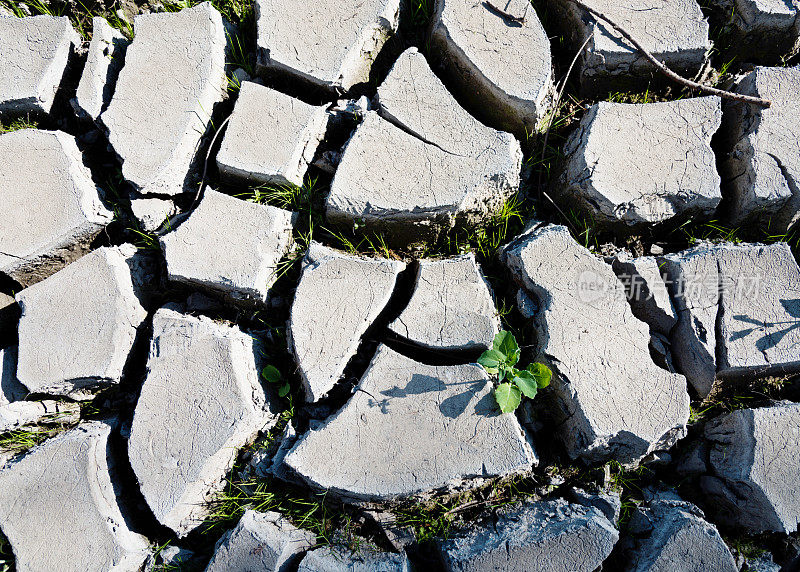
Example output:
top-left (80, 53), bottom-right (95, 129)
top-left (289, 242), bottom-right (404, 403)
top-left (746, 553), bottom-right (781, 572)
top-left (0, 129), bottom-right (113, 285)
top-left (612, 254), bottom-right (677, 336)
top-left (160, 189), bottom-right (295, 304)
top-left (438, 498), bottom-right (618, 572)
top-left (560, 97), bottom-right (722, 227)
top-left (700, 402), bottom-right (800, 533)
top-left (659, 241), bottom-right (800, 397)
top-left (0, 346), bottom-right (27, 406)
top-left (549, 0), bottom-right (710, 94)
top-left (428, 0), bottom-right (553, 135)
top-left (298, 546), bottom-right (411, 572)
top-left (0, 15), bottom-right (78, 114)
top-left (569, 487), bottom-right (622, 525)
top-left (255, 0), bottom-right (400, 91)
top-left (72, 17), bottom-right (129, 120)
top-left (723, 66), bottom-right (800, 233)
top-left (130, 194), bottom-right (175, 232)
top-left (389, 254), bottom-right (500, 350)
top-left (326, 48), bottom-right (522, 245)
top-left (0, 422), bottom-right (150, 571)
top-left (502, 224), bottom-right (690, 465)
top-left (206, 510), bottom-right (316, 572)
top-left (285, 345), bottom-right (536, 501)
top-left (15, 245), bottom-right (147, 399)
top-left (627, 492), bottom-right (737, 572)
top-left (129, 307), bottom-right (278, 536)
top-left (217, 81), bottom-right (329, 186)
top-left (707, 0), bottom-right (800, 62)
top-left (99, 2), bottom-right (227, 195)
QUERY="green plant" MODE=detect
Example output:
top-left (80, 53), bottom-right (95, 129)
top-left (204, 478), bottom-right (351, 544)
top-left (0, 116), bottom-right (37, 134)
top-left (410, 0), bottom-right (433, 28)
top-left (128, 226), bottom-right (161, 251)
top-left (0, 427), bottom-right (59, 453)
top-left (477, 331), bottom-right (551, 413)
top-left (262, 365), bottom-right (291, 397)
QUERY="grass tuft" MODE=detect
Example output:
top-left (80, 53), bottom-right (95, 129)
top-left (606, 460), bottom-right (649, 528)
top-left (393, 474), bottom-right (541, 544)
top-left (0, 116), bottom-right (38, 134)
top-left (0, 427), bottom-right (59, 453)
top-left (202, 458), bottom-right (362, 548)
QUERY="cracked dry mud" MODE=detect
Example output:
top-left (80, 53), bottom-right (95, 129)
top-left (1, 0), bottom-right (800, 570)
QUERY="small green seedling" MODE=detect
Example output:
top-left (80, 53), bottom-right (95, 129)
top-left (262, 365), bottom-right (291, 398)
top-left (478, 331), bottom-right (551, 413)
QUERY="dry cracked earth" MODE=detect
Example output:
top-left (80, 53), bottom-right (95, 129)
top-left (1, 0), bottom-right (800, 570)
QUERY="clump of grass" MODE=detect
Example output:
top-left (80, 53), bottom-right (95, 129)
top-left (0, 427), bottom-right (59, 453)
top-left (689, 374), bottom-right (795, 424)
top-left (324, 227), bottom-right (398, 260)
top-left (423, 193), bottom-right (529, 263)
top-left (724, 535), bottom-right (767, 560)
top-left (410, 0), bottom-right (433, 29)
top-left (160, 0), bottom-right (254, 25)
top-left (393, 499), bottom-right (456, 544)
top-left (237, 177), bottom-right (328, 278)
top-left (128, 226), bottom-right (161, 251)
top-left (71, 0), bottom-right (135, 39)
top-left (606, 460), bottom-right (649, 528)
top-left (242, 179), bottom-right (318, 213)
top-left (149, 540), bottom-right (194, 571)
top-left (0, 116), bottom-right (38, 134)
top-left (526, 94), bottom-right (583, 175)
top-left (1, 0), bottom-right (103, 39)
top-left (606, 88), bottom-right (653, 104)
top-left (394, 474), bottom-right (542, 544)
top-left (667, 218), bottom-right (799, 256)
top-left (674, 218), bottom-right (743, 245)
top-left (226, 28), bottom-right (254, 74)
top-left (203, 477), bottom-right (358, 545)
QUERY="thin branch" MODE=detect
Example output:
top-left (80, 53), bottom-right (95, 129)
top-left (152, 113), bottom-right (231, 237)
top-left (194, 113), bottom-right (232, 212)
top-left (444, 499), bottom-right (487, 516)
top-left (563, 0), bottom-right (771, 107)
top-left (537, 26), bottom-right (595, 192)
top-left (483, 1), bottom-right (527, 25)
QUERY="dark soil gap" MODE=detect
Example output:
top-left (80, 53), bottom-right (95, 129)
top-left (107, 420), bottom-right (176, 545)
top-left (381, 331), bottom-right (484, 366)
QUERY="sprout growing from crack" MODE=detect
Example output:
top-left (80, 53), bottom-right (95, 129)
top-left (478, 331), bottom-right (551, 413)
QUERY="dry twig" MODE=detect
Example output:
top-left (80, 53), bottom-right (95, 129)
top-left (537, 26), bottom-right (595, 192)
top-left (193, 113), bottom-right (232, 212)
top-left (483, 1), bottom-right (528, 25)
top-left (563, 0), bottom-right (771, 107)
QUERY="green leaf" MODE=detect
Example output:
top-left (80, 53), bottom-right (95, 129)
top-left (512, 370), bottom-right (539, 399)
top-left (277, 383), bottom-right (291, 397)
top-left (477, 349), bottom-right (506, 374)
top-left (527, 362), bottom-right (552, 388)
top-left (261, 365), bottom-right (282, 384)
top-left (493, 331), bottom-right (520, 366)
top-left (495, 383), bottom-right (522, 413)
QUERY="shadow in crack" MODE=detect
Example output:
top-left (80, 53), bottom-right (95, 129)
top-left (730, 299), bottom-right (800, 352)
